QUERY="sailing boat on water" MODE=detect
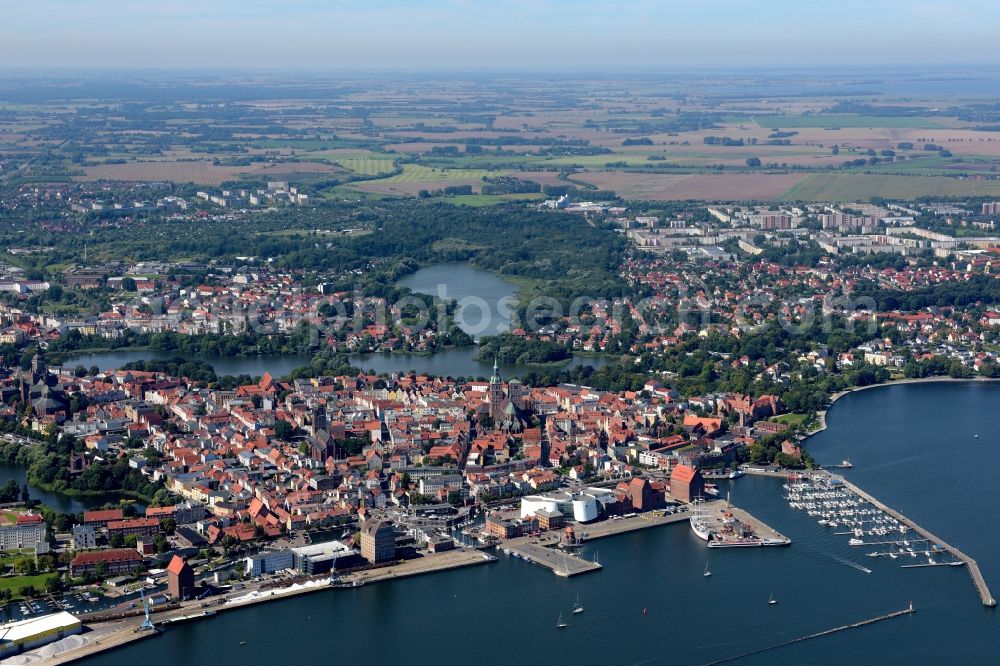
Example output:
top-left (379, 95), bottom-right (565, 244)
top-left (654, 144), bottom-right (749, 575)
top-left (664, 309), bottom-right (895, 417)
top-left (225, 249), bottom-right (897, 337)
top-left (593, 550), bottom-right (599, 565)
top-left (768, 593), bottom-right (778, 605)
top-left (703, 562), bottom-right (712, 577)
top-left (557, 612), bottom-right (568, 629)
top-left (573, 594), bottom-right (584, 614)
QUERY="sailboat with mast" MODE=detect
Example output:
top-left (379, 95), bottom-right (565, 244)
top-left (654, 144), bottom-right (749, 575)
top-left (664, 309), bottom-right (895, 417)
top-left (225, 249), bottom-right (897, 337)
top-left (557, 612), bottom-right (568, 629)
top-left (703, 561), bottom-right (712, 577)
top-left (573, 594), bottom-right (584, 614)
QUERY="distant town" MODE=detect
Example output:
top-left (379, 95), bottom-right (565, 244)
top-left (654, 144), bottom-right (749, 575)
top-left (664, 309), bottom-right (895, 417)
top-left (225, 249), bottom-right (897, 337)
top-left (4, 67), bottom-right (1000, 662)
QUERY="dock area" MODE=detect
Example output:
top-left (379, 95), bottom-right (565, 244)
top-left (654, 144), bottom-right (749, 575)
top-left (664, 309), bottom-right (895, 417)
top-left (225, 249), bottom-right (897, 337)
top-left (501, 513), bottom-right (689, 576)
top-left (342, 548), bottom-right (493, 586)
top-left (834, 475), bottom-right (997, 607)
top-left (577, 511), bottom-right (689, 541)
top-left (704, 501), bottom-right (790, 546)
top-left (25, 548), bottom-right (494, 664)
top-left (504, 540), bottom-right (601, 576)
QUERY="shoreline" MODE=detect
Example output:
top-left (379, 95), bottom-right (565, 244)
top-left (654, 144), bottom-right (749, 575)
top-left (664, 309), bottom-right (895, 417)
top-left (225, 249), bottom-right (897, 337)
top-left (805, 376), bottom-right (1000, 439)
top-left (39, 548), bottom-right (492, 665)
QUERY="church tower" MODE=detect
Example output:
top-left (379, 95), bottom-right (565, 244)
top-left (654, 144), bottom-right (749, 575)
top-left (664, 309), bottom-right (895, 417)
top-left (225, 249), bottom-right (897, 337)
top-left (31, 352), bottom-right (47, 382)
top-left (489, 356), bottom-right (504, 422)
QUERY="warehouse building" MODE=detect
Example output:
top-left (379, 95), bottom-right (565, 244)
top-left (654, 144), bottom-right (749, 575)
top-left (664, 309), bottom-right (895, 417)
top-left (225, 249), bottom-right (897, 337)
top-left (291, 540), bottom-right (362, 575)
top-left (0, 611), bottom-right (82, 658)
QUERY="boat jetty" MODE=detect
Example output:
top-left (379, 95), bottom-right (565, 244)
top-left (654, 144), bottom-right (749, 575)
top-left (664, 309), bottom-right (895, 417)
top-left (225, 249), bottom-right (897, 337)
top-left (503, 512), bottom-right (688, 576)
top-left (783, 472), bottom-right (996, 607)
top-left (691, 498), bottom-right (791, 548)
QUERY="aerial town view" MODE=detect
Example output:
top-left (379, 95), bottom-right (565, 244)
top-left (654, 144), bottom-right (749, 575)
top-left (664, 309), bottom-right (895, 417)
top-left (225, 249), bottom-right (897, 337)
top-left (2, 1), bottom-right (1000, 664)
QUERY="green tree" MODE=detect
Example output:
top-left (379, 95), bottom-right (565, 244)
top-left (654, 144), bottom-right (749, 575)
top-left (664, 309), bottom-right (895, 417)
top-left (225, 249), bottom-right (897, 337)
top-left (0, 479), bottom-right (20, 503)
top-left (272, 419), bottom-right (294, 440)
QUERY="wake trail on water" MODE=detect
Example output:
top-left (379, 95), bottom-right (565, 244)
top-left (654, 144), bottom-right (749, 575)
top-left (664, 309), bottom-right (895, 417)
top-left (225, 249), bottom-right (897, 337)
top-left (858, 452), bottom-right (935, 472)
top-left (829, 553), bottom-right (872, 574)
top-left (788, 542), bottom-right (872, 574)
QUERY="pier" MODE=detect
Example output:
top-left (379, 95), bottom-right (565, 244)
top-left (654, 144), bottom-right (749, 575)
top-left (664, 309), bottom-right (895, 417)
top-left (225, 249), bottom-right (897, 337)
top-left (504, 540), bottom-right (601, 576)
top-left (706, 604), bottom-right (916, 664)
top-left (834, 475), bottom-right (997, 608)
top-left (576, 511), bottom-right (689, 541)
top-left (502, 513), bottom-right (689, 577)
top-left (705, 502), bottom-right (791, 546)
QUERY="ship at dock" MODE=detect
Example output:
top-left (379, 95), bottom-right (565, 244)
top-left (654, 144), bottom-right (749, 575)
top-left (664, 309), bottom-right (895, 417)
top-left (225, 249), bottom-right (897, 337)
top-left (690, 502), bottom-right (712, 541)
top-left (707, 509), bottom-right (791, 548)
top-left (690, 500), bottom-right (789, 548)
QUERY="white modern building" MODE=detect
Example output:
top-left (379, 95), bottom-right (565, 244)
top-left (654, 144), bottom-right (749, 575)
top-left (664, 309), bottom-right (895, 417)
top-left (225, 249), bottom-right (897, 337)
top-left (520, 487), bottom-right (617, 523)
top-left (245, 549), bottom-right (294, 576)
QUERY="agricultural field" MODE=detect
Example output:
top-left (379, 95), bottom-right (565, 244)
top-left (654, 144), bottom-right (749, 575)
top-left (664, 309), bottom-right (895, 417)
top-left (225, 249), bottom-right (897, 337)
top-left (574, 172), bottom-right (807, 201)
top-left (751, 114), bottom-right (947, 129)
top-left (778, 174), bottom-right (1000, 202)
top-left (331, 155), bottom-right (398, 176)
top-left (77, 160), bottom-right (342, 185)
top-left (5, 72), bottom-right (1000, 202)
top-left (351, 164), bottom-right (506, 195)
top-left (441, 193), bottom-right (546, 207)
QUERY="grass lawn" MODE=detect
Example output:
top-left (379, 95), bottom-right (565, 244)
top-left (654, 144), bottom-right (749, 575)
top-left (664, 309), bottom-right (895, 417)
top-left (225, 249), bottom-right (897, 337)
top-left (443, 193), bottom-right (544, 207)
top-left (421, 155), bottom-right (550, 169)
top-left (0, 573), bottom-right (56, 600)
top-left (771, 413), bottom-right (810, 427)
top-left (430, 238), bottom-right (487, 252)
top-left (325, 186), bottom-right (400, 200)
top-left (372, 164), bottom-right (501, 183)
top-left (332, 156), bottom-right (398, 176)
top-left (500, 273), bottom-right (547, 303)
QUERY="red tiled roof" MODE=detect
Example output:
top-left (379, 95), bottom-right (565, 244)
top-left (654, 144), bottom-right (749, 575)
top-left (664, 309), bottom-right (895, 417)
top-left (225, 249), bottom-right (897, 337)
top-left (108, 518), bottom-right (159, 530)
top-left (84, 508), bottom-right (124, 523)
top-left (166, 555), bottom-right (190, 576)
top-left (71, 548), bottom-right (143, 566)
top-left (671, 464), bottom-right (697, 484)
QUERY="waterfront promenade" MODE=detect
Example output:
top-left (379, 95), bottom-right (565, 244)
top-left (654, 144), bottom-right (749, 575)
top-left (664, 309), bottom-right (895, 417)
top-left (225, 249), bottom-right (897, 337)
top-left (503, 513), bottom-right (688, 576)
top-left (505, 540), bottom-right (602, 576)
top-left (16, 548), bottom-right (492, 664)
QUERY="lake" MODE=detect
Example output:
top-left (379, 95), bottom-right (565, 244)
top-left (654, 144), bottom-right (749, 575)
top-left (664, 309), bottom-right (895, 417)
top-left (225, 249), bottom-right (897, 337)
top-left (84, 381), bottom-right (1000, 664)
top-left (61, 350), bottom-right (314, 379)
top-left (396, 262), bottom-right (518, 340)
top-left (63, 263), bottom-right (613, 379)
top-left (62, 347), bottom-right (610, 382)
top-left (0, 461), bottom-right (146, 515)
top-left (0, 462), bottom-right (90, 514)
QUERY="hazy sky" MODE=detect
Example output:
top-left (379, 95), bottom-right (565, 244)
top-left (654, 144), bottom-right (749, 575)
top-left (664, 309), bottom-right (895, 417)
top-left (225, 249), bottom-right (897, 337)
top-left (4, 0), bottom-right (1000, 70)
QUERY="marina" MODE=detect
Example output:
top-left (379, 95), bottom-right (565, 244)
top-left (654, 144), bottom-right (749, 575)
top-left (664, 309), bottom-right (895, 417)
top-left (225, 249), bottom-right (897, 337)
top-left (13, 382), bottom-right (1000, 666)
top-left (782, 471), bottom-right (996, 607)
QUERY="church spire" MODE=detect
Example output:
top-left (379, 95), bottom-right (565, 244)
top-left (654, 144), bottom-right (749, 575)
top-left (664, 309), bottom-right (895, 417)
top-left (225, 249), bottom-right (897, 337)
top-left (490, 355), bottom-right (501, 384)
